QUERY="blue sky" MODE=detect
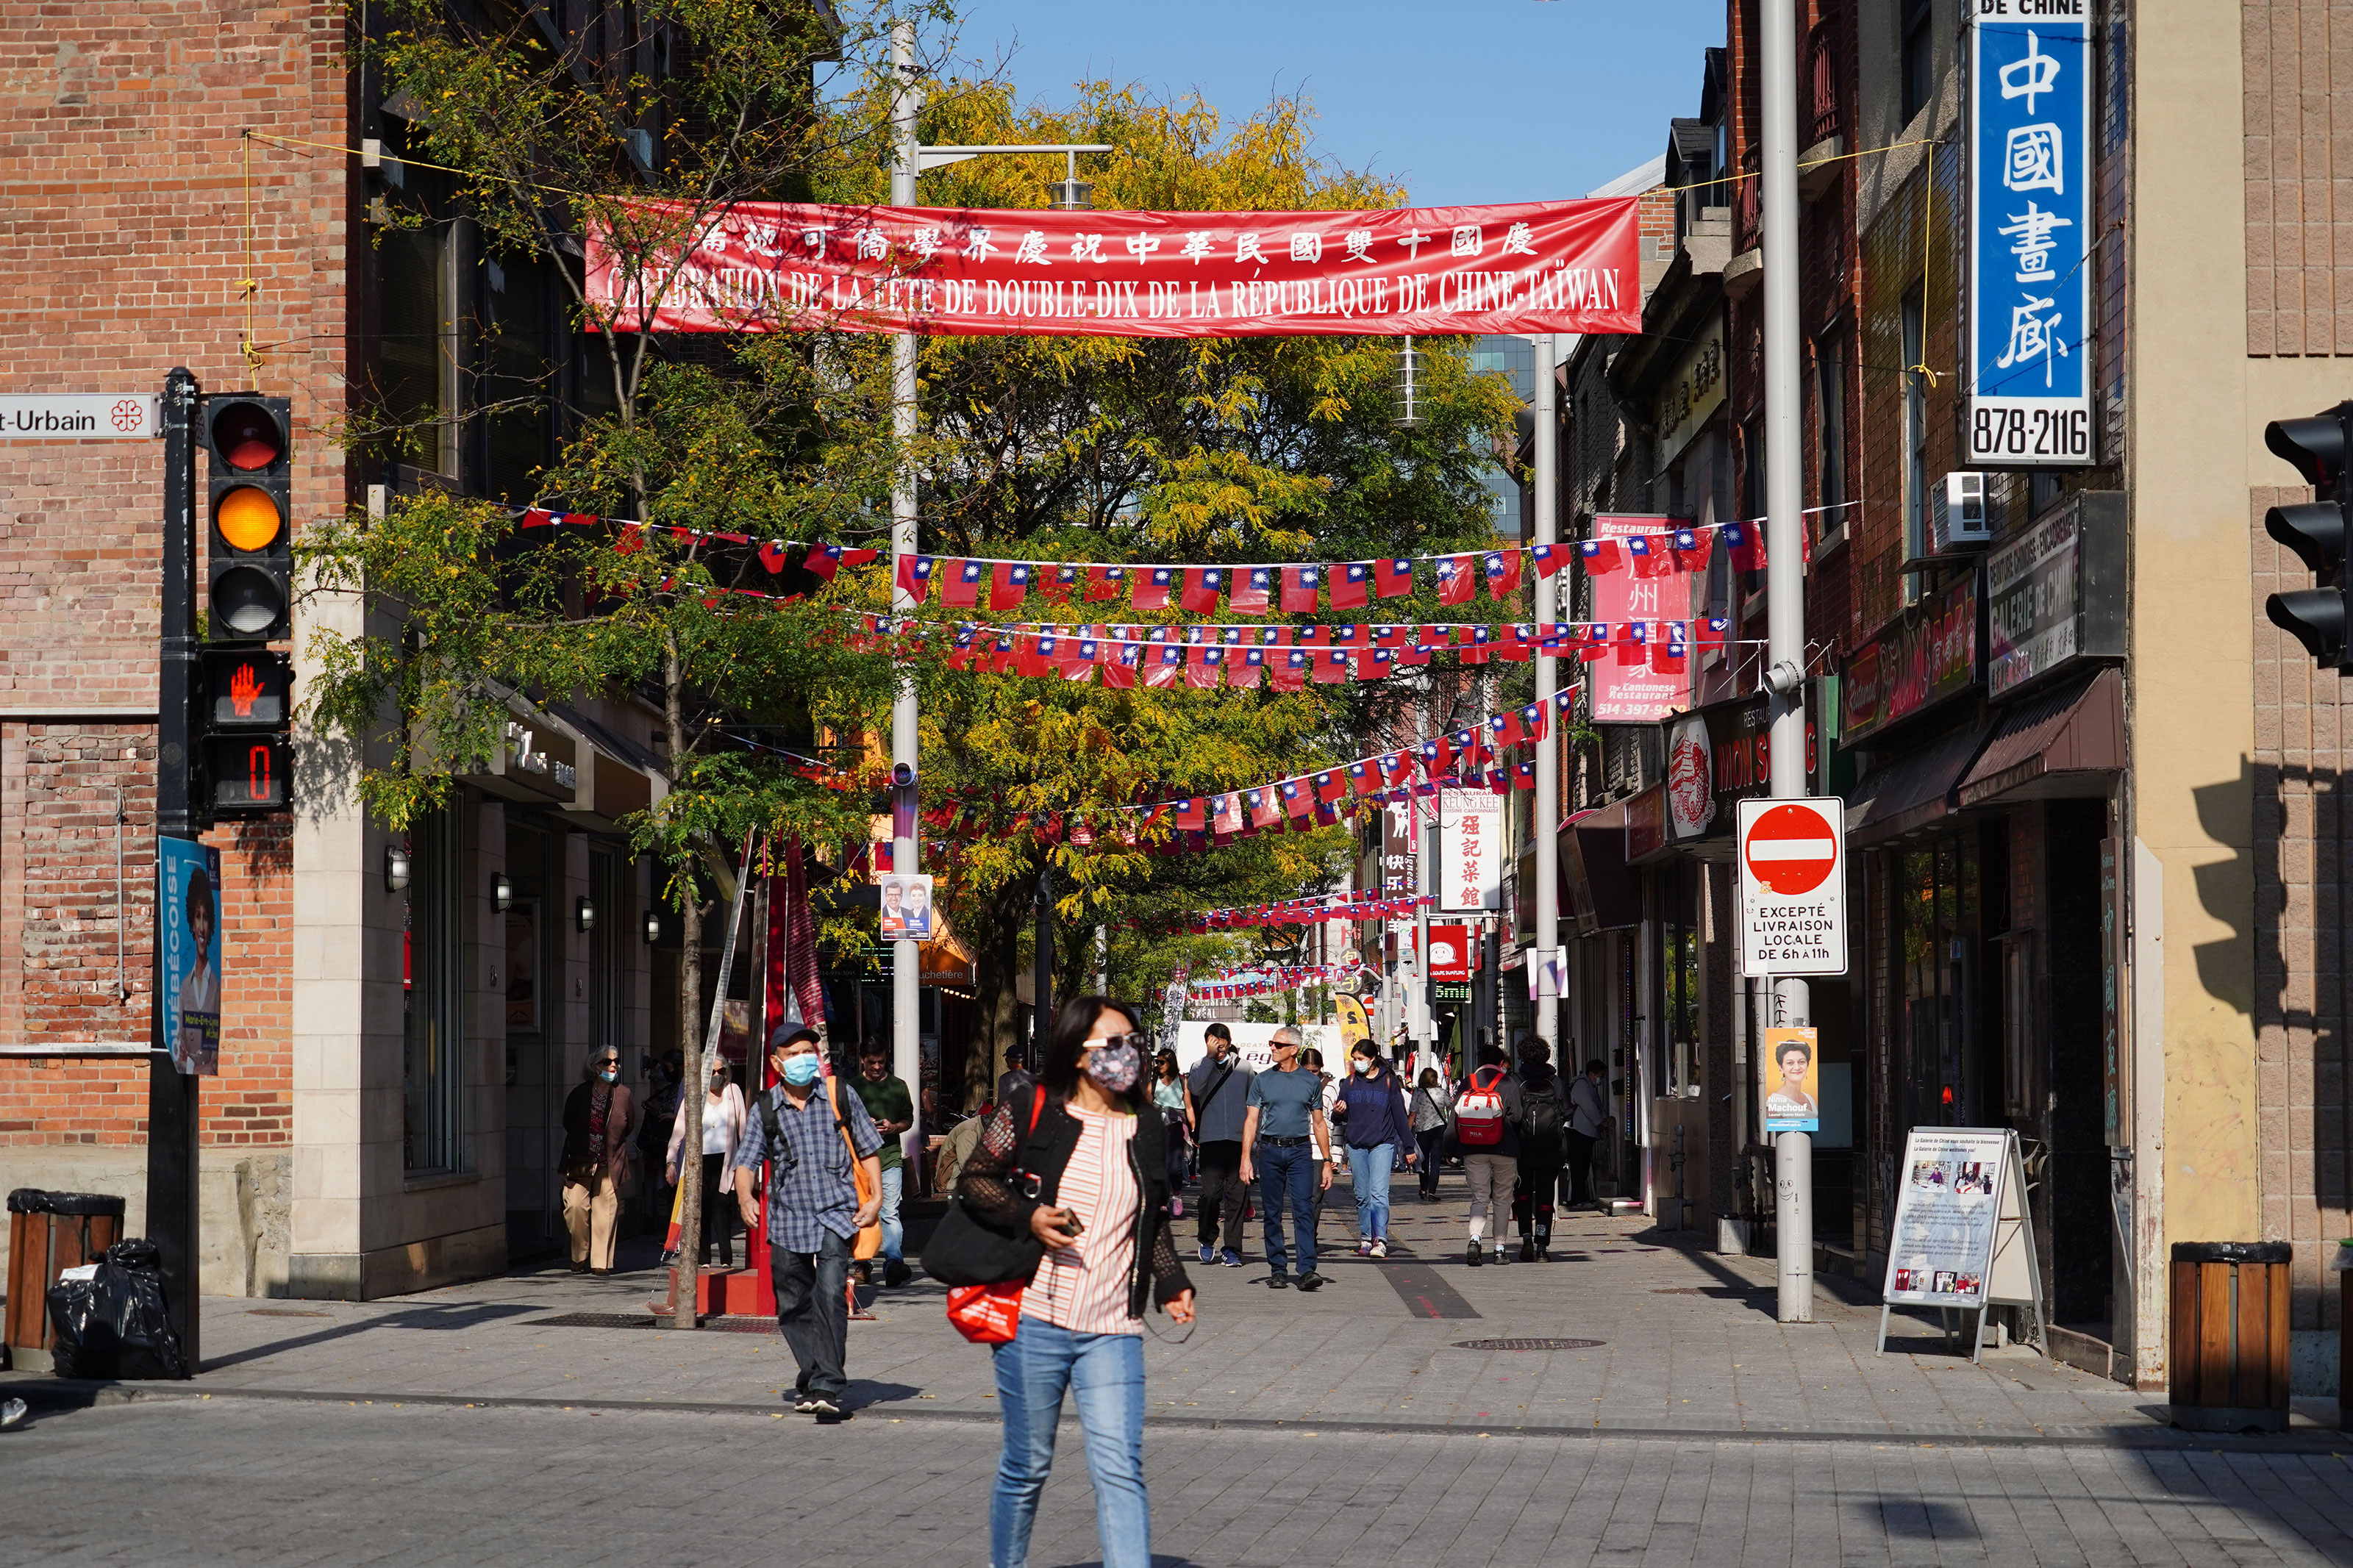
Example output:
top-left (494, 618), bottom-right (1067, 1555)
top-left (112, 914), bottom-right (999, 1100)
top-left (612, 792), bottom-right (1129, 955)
top-left (935, 0), bottom-right (1725, 206)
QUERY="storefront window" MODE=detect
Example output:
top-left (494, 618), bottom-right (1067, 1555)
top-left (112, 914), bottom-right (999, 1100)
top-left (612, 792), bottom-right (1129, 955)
top-left (1656, 864), bottom-right (1702, 1095)
top-left (1895, 835), bottom-right (1979, 1130)
top-left (403, 807), bottom-right (464, 1173)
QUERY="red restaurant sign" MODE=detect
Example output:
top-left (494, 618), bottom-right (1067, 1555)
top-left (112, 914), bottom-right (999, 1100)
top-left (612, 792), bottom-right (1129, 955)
top-left (587, 198), bottom-right (1643, 338)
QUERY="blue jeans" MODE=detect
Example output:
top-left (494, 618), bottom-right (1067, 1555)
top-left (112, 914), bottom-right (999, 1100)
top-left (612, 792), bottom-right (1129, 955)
top-left (1347, 1142), bottom-right (1396, 1240)
top-left (1255, 1142), bottom-right (1318, 1278)
top-left (990, 1320), bottom-right (1149, 1568)
top-left (878, 1164), bottom-right (904, 1263)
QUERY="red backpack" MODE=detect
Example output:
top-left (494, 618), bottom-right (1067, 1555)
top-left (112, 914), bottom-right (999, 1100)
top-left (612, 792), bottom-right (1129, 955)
top-left (1455, 1067), bottom-right (1508, 1147)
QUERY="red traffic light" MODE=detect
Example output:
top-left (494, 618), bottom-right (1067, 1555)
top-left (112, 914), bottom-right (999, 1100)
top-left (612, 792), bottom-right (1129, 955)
top-left (209, 401), bottom-right (286, 472)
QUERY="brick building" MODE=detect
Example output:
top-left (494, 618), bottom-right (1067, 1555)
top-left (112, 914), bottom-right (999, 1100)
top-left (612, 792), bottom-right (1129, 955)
top-left (0, 0), bottom-right (673, 1300)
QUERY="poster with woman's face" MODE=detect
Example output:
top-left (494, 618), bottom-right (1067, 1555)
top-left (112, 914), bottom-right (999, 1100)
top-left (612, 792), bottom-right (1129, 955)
top-left (159, 837), bottom-right (223, 1077)
top-left (877, 874), bottom-right (932, 941)
top-left (1760, 1025), bottom-right (1820, 1133)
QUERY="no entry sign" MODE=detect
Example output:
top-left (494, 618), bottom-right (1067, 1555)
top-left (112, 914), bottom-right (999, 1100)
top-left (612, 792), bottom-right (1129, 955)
top-left (1735, 797), bottom-right (1848, 978)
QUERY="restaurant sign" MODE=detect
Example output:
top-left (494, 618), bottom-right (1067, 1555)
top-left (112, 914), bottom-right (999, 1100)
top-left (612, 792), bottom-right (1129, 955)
top-left (1842, 571), bottom-right (1981, 744)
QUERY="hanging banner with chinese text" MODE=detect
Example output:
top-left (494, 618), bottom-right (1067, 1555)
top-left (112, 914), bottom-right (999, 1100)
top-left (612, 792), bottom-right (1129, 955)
top-left (586, 198), bottom-right (1643, 338)
top-left (1966, 1), bottom-right (2093, 466)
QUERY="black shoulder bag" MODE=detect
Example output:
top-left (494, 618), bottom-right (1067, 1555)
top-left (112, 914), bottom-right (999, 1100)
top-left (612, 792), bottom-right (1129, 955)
top-left (920, 1087), bottom-right (1049, 1287)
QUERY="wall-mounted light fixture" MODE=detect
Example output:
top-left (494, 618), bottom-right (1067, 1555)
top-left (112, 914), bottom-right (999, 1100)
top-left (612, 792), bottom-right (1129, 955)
top-left (491, 872), bottom-right (513, 913)
top-left (643, 909), bottom-right (663, 945)
top-left (384, 842), bottom-right (411, 894)
top-left (576, 896), bottom-right (596, 934)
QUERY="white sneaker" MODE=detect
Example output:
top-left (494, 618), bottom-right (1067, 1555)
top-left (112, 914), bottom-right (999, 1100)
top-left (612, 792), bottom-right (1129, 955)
top-left (1369, 1239), bottom-right (1388, 1260)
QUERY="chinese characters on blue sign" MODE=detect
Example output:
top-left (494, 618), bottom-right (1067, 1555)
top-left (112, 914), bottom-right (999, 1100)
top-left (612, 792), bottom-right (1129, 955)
top-left (1967, 1), bottom-right (2092, 466)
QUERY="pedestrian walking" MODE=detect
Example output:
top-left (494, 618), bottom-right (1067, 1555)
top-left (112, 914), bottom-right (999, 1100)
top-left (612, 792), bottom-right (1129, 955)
top-left (850, 1045), bottom-right (916, 1289)
top-left (1567, 1056), bottom-right (1608, 1210)
top-left (1330, 1040), bottom-right (1413, 1258)
top-left (1454, 1045), bottom-right (1523, 1267)
top-left (560, 1046), bottom-right (635, 1275)
top-left (1299, 1047), bottom-right (1335, 1247)
top-left (954, 995), bottom-right (1196, 1568)
top-left (1185, 1023), bottom-right (1254, 1267)
top-left (732, 1025), bottom-right (884, 1420)
top-left (1409, 1068), bottom-right (1454, 1200)
top-left (997, 1044), bottom-right (1035, 1106)
top-left (1151, 1049), bottom-right (1191, 1207)
top-left (1240, 1028), bottom-right (1331, 1291)
top-left (1511, 1038), bottom-right (1568, 1261)
top-left (665, 1056), bottom-right (746, 1267)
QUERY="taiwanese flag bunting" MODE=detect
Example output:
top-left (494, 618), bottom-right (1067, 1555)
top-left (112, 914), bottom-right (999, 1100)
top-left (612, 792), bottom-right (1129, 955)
top-left (1488, 767), bottom-right (1512, 795)
top-left (1313, 770), bottom-right (1346, 803)
top-left (1484, 548), bottom-right (1523, 599)
top-left (1070, 639), bottom-right (1101, 679)
top-left (986, 633), bottom-right (1020, 674)
top-left (1531, 543), bottom-right (1572, 578)
top-left (1279, 778), bottom-right (1311, 818)
top-left (1518, 700), bottom-right (1549, 742)
top-left (1421, 736), bottom-right (1455, 777)
top-left (1373, 624), bottom-right (1405, 648)
top-left (1382, 751), bottom-right (1415, 784)
top-left (1724, 522), bottom-right (1767, 572)
top-left (897, 554), bottom-right (937, 601)
top-left (1086, 565), bottom-right (1127, 601)
top-left (1577, 623), bottom-right (1612, 662)
top-left (1315, 649), bottom-right (1353, 683)
top-left (1041, 562), bottom-right (1082, 602)
top-left (1296, 625), bottom-right (1330, 647)
top-left (1273, 649), bottom-right (1309, 692)
top-left (1232, 566), bottom-right (1273, 615)
top-left (992, 560), bottom-right (1032, 610)
top-left (942, 558), bottom-right (986, 606)
top-left (1436, 554), bottom-right (1477, 606)
top-left (1490, 710), bottom-right (1524, 748)
top-left (1332, 561), bottom-right (1372, 609)
top-left (946, 627), bottom-right (980, 670)
top-left (1145, 644), bottom-right (1184, 687)
top-left (1670, 529), bottom-right (1712, 573)
top-left (1133, 566), bottom-right (1174, 610)
top-left (1016, 634), bottom-right (1052, 678)
top-left (1232, 648), bottom-right (1265, 689)
top-left (1374, 557), bottom-right (1414, 599)
top-left (1246, 787), bottom-right (1282, 829)
top-left (1185, 646), bottom-right (1224, 688)
top-left (1417, 626), bottom-right (1451, 648)
top-left (1652, 620), bottom-right (1688, 673)
top-left (1460, 624), bottom-right (1493, 665)
top-left (1695, 616), bottom-right (1729, 652)
top-left (1499, 624), bottom-right (1535, 662)
top-left (1174, 796), bottom-right (1206, 831)
top-left (1333, 624), bottom-right (1363, 646)
top-left (1615, 620), bottom-right (1649, 664)
top-left (1180, 567), bottom-right (1224, 613)
top-left (1577, 538), bottom-right (1624, 575)
top-left (1513, 761), bottom-right (1538, 790)
top-left (1355, 647), bottom-right (1394, 679)
top-left (1346, 759), bottom-right (1378, 796)
top-left (1627, 534), bottom-right (1667, 578)
top-left (1282, 564), bottom-right (1323, 612)
top-left (1213, 793), bottom-right (1244, 836)
top-left (771, 541), bottom-right (807, 576)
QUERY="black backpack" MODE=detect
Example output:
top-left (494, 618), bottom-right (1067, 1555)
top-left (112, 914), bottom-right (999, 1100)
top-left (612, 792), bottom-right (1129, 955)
top-left (1520, 1077), bottom-right (1567, 1151)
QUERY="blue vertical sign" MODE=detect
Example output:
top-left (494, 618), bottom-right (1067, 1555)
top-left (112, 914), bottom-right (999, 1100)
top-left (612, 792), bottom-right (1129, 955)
top-left (1967, 0), bottom-right (2093, 467)
top-left (159, 837), bottom-right (222, 1076)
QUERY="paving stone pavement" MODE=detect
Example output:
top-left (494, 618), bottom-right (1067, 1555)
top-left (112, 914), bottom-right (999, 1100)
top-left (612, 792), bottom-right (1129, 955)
top-left (8, 1195), bottom-right (2177, 1443)
top-left (4, 1394), bottom-right (2353, 1566)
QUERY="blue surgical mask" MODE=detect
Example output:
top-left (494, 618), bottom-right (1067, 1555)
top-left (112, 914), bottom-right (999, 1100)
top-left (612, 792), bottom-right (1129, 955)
top-left (598, 1066), bottom-right (618, 1083)
top-left (782, 1055), bottom-right (822, 1087)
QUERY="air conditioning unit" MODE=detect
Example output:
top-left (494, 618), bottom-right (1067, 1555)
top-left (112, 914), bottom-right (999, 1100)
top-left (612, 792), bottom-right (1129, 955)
top-left (1929, 471), bottom-right (1991, 551)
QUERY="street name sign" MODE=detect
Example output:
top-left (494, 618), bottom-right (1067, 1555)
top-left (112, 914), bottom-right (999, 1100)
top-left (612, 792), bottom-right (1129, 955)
top-left (1735, 797), bottom-right (1848, 978)
top-left (1, 394), bottom-right (162, 440)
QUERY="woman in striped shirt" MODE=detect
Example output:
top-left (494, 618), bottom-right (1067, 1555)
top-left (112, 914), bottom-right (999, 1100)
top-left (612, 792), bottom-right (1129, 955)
top-left (957, 995), bottom-right (1196, 1568)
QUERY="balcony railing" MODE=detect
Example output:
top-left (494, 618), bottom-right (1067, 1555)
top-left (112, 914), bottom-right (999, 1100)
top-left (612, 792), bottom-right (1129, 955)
top-left (1808, 20), bottom-right (1840, 147)
top-left (1733, 145), bottom-right (1761, 255)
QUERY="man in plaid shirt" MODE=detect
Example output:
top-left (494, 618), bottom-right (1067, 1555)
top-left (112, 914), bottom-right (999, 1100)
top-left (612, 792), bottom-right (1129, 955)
top-left (735, 1026), bottom-right (883, 1420)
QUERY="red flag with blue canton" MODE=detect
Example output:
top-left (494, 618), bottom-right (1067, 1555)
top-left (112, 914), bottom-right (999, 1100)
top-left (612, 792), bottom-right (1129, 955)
top-left (1578, 538), bottom-right (1624, 574)
top-left (1437, 554), bottom-right (1476, 606)
top-left (1133, 566), bottom-right (1174, 610)
top-left (896, 554), bottom-right (936, 600)
top-left (1232, 566), bottom-right (1272, 615)
top-left (1086, 565), bottom-right (1126, 601)
top-left (1375, 558), bottom-right (1413, 598)
top-left (1531, 543), bottom-right (1572, 577)
top-left (992, 560), bottom-right (1032, 610)
top-left (1627, 534), bottom-right (1666, 578)
top-left (1180, 567), bottom-right (1224, 613)
top-left (1670, 529), bottom-right (1712, 573)
top-left (1484, 549), bottom-right (1522, 598)
top-left (943, 559), bottom-right (986, 606)
top-left (1282, 565), bottom-right (1321, 612)
top-left (1332, 561), bottom-right (1371, 608)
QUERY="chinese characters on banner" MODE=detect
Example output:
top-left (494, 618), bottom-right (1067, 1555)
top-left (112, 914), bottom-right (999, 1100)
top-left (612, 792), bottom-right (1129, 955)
top-left (1966, 1), bottom-right (2093, 465)
top-left (1588, 515), bottom-right (1694, 723)
top-left (1438, 788), bottom-right (1502, 912)
top-left (587, 198), bottom-right (1643, 338)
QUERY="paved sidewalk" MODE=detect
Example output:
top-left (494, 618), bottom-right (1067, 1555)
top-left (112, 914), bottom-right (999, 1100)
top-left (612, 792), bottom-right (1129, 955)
top-left (4, 1174), bottom-right (2198, 1447)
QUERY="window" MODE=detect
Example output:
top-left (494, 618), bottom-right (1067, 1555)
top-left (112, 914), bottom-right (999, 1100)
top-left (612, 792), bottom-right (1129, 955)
top-left (1902, 0), bottom-right (1935, 126)
top-left (403, 808), bottom-right (464, 1173)
top-left (1901, 284), bottom-right (1928, 599)
top-left (590, 848), bottom-right (626, 1058)
top-left (1812, 334), bottom-right (1846, 548)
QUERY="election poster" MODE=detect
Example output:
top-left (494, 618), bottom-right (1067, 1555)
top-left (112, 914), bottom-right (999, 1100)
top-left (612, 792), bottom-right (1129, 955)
top-left (878, 873), bottom-right (934, 942)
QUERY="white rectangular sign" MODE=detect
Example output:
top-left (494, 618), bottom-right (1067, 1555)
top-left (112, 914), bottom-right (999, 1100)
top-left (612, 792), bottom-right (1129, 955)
top-left (0, 394), bottom-right (161, 440)
top-left (1438, 788), bottom-right (1502, 912)
top-left (1735, 796), bottom-right (1848, 977)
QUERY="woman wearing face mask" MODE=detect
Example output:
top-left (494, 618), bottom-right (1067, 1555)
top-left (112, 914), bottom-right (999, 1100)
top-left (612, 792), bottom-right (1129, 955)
top-left (1409, 1067), bottom-right (1454, 1203)
top-left (560, 1048), bottom-right (635, 1275)
top-left (1150, 1048), bottom-right (1191, 1209)
top-left (667, 1057), bottom-right (748, 1267)
top-left (957, 995), bottom-right (1196, 1568)
top-left (1329, 1044), bottom-right (1413, 1259)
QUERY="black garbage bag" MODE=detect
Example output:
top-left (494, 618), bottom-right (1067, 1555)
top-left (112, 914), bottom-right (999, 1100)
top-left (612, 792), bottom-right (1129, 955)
top-left (47, 1239), bottom-right (189, 1381)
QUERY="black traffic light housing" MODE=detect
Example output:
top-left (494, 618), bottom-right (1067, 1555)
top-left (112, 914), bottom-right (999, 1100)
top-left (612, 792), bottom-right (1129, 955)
top-left (2264, 401), bottom-right (2353, 672)
top-left (200, 395), bottom-right (293, 643)
top-left (197, 648), bottom-right (292, 817)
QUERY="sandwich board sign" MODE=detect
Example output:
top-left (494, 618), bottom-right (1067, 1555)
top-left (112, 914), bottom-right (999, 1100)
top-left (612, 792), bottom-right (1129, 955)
top-left (1876, 1126), bottom-right (2046, 1363)
top-left (1735, 797), bottom-right (1848, 977)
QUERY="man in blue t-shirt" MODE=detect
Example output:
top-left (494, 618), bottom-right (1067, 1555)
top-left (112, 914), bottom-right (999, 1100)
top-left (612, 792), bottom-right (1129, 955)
top-left (1243, 1028), bottom-right (1333, 1292)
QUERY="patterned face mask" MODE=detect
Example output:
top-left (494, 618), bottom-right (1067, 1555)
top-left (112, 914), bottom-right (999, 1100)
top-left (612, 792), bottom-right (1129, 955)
top-left (1084, 1040), bottom-right (1141, 1093)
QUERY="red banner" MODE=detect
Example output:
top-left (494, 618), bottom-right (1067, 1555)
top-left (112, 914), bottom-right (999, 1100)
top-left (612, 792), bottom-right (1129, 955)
top-left (587, 198), bottom-right (1642, 337)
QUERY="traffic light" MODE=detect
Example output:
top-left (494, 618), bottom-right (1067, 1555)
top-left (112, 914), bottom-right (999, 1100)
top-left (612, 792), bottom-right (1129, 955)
top-left (198, 648), bottom-right (292, 817)
top-left (2265, 402), bottom-right (2353, 672)
top-left (200, 395), bottom-right (292, 642)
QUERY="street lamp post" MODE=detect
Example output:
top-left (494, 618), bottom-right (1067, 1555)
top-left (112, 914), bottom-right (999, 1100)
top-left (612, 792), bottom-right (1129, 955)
top-left (1531, 334), bottom-right (1560, 1050)
top-left (887, 21), bottom-right (1111, 1139)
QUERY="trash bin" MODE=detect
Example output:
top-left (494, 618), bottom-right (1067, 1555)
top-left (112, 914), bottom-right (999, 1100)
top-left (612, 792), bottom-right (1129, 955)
top-left (5, 1189), bottom-right (126, 1374)
top-left (2168, 1240), bottom-right (2292, 1432)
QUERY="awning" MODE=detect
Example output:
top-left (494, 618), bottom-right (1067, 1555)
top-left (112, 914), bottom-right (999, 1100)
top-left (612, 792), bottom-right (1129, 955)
top-left (1957, 667), bottom-right (2123, 808)
top-left (1561, 803), bottom-right (1640, 933)
top-left (1846, 720), bottom-right (1993, 844)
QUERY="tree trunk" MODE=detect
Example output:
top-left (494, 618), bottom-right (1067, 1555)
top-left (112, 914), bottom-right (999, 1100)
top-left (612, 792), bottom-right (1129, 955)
top-left (667, 639), bottom-right (706, 1330)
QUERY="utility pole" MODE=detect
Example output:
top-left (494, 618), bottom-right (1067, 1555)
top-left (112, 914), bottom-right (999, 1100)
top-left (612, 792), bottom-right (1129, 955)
top-left (888, 20), bottom-right (923, 1162)
top-left (1531, 333), bottom-right (1560, 1048)
top-left (1761, 0), bottom-right (1814, 1324)
top-left (146, 366), bottom-right (201, 1368)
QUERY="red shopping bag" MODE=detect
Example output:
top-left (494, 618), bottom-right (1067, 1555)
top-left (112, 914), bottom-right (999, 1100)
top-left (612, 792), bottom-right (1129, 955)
top-left (946, 1281), bottom-right (1024, 1344)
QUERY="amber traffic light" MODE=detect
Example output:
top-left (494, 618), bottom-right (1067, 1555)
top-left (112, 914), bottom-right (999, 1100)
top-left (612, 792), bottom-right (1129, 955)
top-left (201, 395), bottom-right (293, 642)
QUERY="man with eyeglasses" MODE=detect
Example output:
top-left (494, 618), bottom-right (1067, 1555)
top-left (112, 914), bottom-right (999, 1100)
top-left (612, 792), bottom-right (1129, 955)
top-left (1240, 1028), bottom-right (1332, 1292)
top-left (735, 1025), bottom-right (884, 1420)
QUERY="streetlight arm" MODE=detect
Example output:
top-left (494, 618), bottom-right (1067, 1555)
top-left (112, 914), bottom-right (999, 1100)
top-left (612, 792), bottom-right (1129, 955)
top-left (915, 143), bottom-right (1114, 172)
